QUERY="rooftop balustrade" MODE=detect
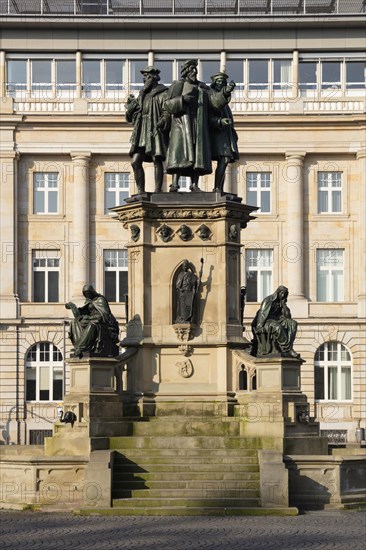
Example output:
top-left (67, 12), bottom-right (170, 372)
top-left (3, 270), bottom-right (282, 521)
top-left (0, 0), bottom-right (365, 17)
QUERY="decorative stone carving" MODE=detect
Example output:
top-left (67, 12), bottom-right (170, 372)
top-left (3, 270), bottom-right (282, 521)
top-left (178, 224), bottom-right (192, 241)
top-left (173, 323), bottom-right (195, 342)
top-left (178, 344), bottom-right (193, 357)
top-left (157, 224), bottom-right (173, 242)
top-left (176, 358), bottom-right (194, 378)
top-left (228, 223), bottom-right (239, 241)
top-left (197, 224), bottom-right (211, 241)
top-left (130, 224), bottom-right (140, 242)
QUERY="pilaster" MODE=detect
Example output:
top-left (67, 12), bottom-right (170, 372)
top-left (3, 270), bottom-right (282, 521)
top-left (356, 147), bottom-right (366, 318)
top-left (0, 151), bottom-right (19, 318)
top-left (70, 152), bottom-right (91, 302)
top-left (284, 151), bottom-right (308, 318)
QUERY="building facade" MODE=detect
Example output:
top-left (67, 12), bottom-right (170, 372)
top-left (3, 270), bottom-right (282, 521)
top-left (0, 1), bottom-right (365, 446)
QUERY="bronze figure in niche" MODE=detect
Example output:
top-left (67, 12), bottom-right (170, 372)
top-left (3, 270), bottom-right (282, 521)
top-left (251, 286), bottom-right (300, 359)
top-left (174, 259), bottom-right (203, 324)
top-left (65, 285), bottom-right (119, 358)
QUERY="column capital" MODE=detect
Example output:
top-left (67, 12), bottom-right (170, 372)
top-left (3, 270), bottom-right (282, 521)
top-left (70, 151), bottom-right (91, 163)
top-left (0, 150), bottom-right (20, 161)
top-left (285, 151), bottom-right (306, 162)
top-left (356, 148), bottom-right (366, 160)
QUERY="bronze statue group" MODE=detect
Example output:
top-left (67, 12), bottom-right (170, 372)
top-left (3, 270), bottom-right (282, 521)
top-left (125, 59), bottom-right (239, 194)
top-left (63, 63), bottom-right (300, 362)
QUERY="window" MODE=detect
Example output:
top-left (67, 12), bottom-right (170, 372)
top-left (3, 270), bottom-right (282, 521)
top-left (6, 60), bottom-right (27, 94)
top-left (200, 60), bottom-right (221, 84)
top-left (248, 60), bottom-right (268, 91)
top-left (33, 251), bottom-right (60, 302)
top-left (246, 172), bottom-right (271, 213)
top-left (245, 249), bottom-right (273, 302)
top-left (130, 59), bottom-right (148, 92)
top-left (104, 250), bottom-right (128, 302)
top-left (32, 60), bottom-right (52, 94)
top-left (315, 342), bottom-right (352, 401)
top-left (34, 172), bottom-right (58, 214)
top-left (321, 61), bottom-right (341, 90)
top-left (273, 59), bottom-right (292, 90)
top-left (226, 60), bottom-right (244, 90)
top-left (179, 176), bottom-right (190, 192)
top-left (299, 61), bottom-right (317, 91)
top-left (317, 172), bottom-right (342, 213)
top-left (56, 60), bottom-right (76, 94)
top-left (106, 60), bottom-right (125, 93)
top-left (82, 59), bottom-right (101, 97)
top-left (155, 60), bottom-right (173, 85)
top-left (26, 342), bottom-right (63, 402)
top-left (316, 249), bottom-right (344, 302)
top-left (345, 61), bottom-right (366, 90)
top-left (105, 173), bottom-right (130, 212)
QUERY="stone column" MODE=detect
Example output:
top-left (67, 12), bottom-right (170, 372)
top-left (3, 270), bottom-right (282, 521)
top-left (292, 49), bottom-right (299, 99)
top-left (357, 147), bottom-right (366, 317)
top-left (0, 152), bottom-right (19, 318)
top-left (284, 151), bottom-right (308, 318)
top-left (70, 152), bottom-right (91, 301)
top-left (0, 50), bottom-right (5, 97)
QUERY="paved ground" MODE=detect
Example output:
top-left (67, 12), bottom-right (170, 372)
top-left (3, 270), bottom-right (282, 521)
top-left (0, 510), bottom-right (365, 549)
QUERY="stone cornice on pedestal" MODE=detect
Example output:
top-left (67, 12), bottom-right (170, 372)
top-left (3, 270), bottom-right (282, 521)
top-left (112, 193), bottom-right (257, 229)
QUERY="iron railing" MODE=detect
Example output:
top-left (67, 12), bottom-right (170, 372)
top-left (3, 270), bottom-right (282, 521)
top-left (0, 0), bottom-right (365, 16)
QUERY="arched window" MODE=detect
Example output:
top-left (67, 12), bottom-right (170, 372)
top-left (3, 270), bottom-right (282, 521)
top-left (25, 342), bottom-right (63, 402)
top-left (314, 342), bottom-right (352, 401)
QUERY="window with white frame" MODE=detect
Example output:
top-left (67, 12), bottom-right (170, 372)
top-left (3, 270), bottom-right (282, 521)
top-left (273, 59), bottom-right (292, 90)
top-left (321, 61), bottom-right (341, 91)
top-left (34, 172), bottom-right (59, 214)
top-left (226, 59), bottom-right (244, 90)
top-left (315, 342), bottom-right (352, 401)
top-left (26, 342), bottom-right (63, 402)
top-left (299, 61), bottom-right (317, 91)
top-left (316, 249), bottom-right (344, 302)
top-left (318, 172), bottom-right (342, 213)
top-left (246, 172), bottom-right (271, 213)
top-left (82, 59), bottom-right (101, 97)
top-left (178, 176), bottom-right (190, 192)
top-left (33, 251), bottom-right (60, 302)
top-left (245, 249), bottom-right (273, 302)
top-left (104, 250), bottom-right (128, 302)
top-left (6, 59), bottom-right (27, 94)
top-left (345, 61), bottom-right (366, 90)
top-left (31, 59), bottom-right (52, 93)
top-left (248, 59), bottom-right (268, 91)
top-left (105, 172), bottom-right (130, 212)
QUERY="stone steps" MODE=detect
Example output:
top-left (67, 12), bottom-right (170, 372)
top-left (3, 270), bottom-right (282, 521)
top-left (113, 497), bottom-right (260, 508)
top-left (110, 435), bottom-right (262, 449)
top-left (115, 419), bottom-right (244, 437)
top-left (113, 486), bottom-right (259, 498)
top-left (114, 471), bottom-right (260, 481)
top-left (78, 507), bottom-right (298, 517)
top-left (115, 462), bottom-right (260, 473)
top-left (109, 420), bottom-right (266, 514)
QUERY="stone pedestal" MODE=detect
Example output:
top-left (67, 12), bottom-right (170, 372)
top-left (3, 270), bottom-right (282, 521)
top-left (45, 356), bottom-right (134, 456)
top-left (113, 192), bottom-right (256, 416)
top-left (232, 349), bottom-right (328, 454)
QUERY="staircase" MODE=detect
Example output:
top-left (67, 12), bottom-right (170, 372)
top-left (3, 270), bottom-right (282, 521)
top-left (109, 418), bottom-right (264, 515)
